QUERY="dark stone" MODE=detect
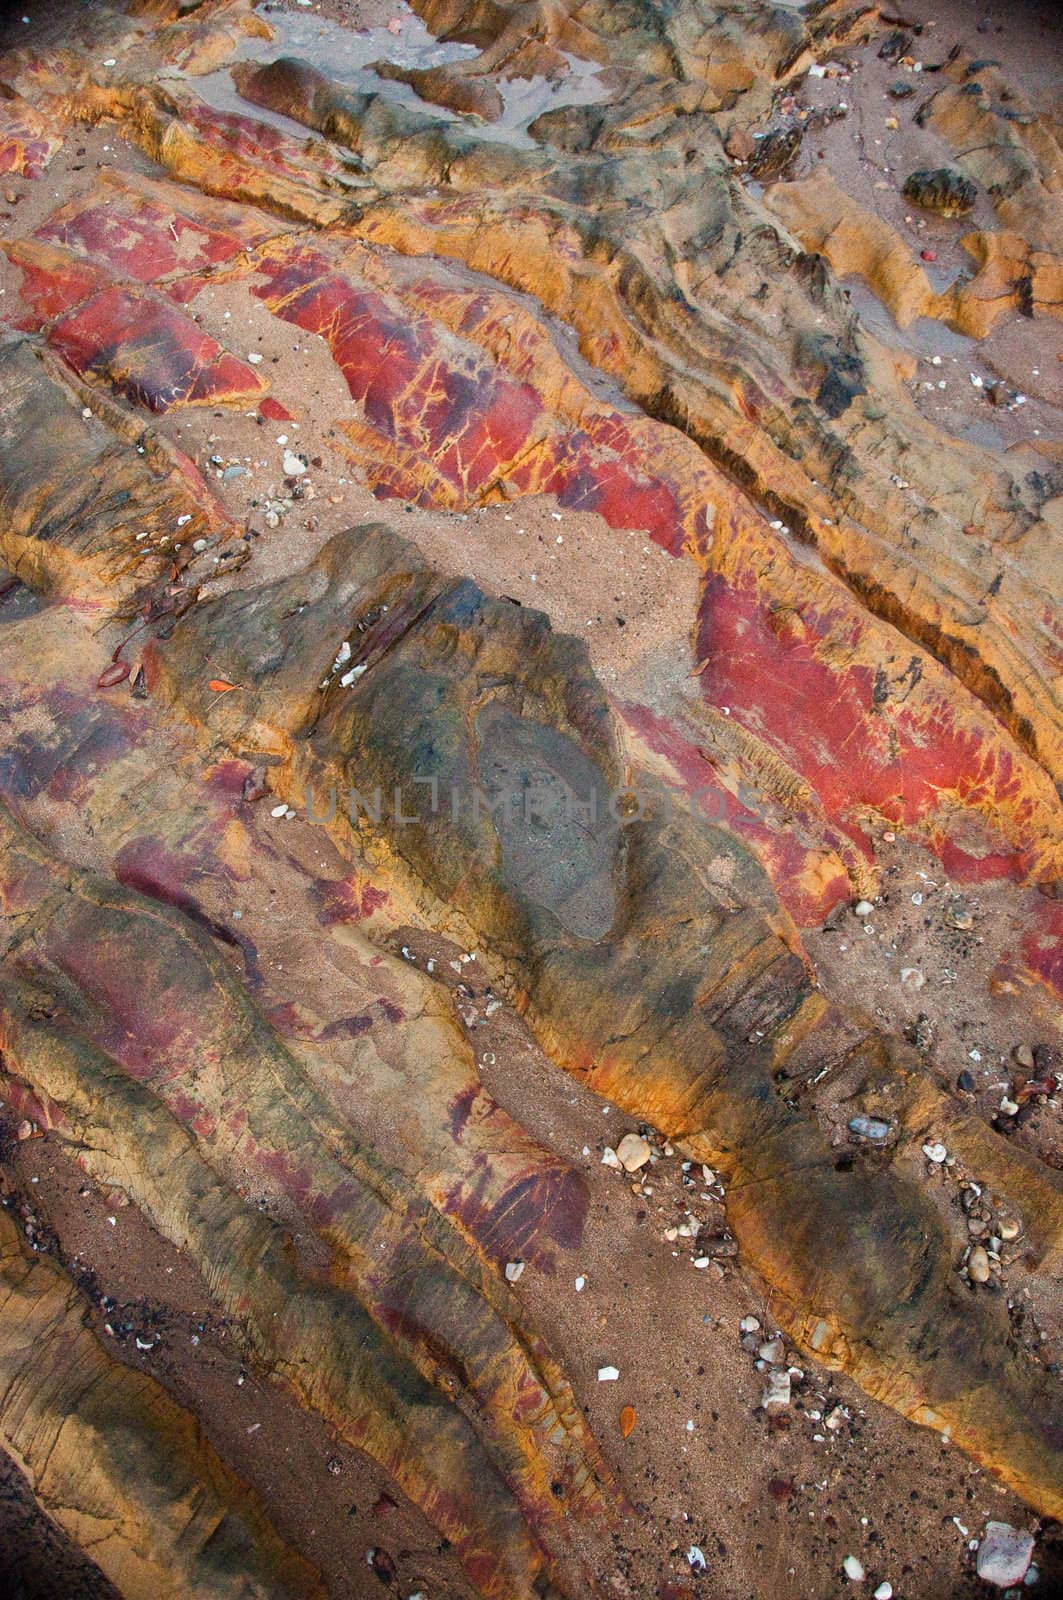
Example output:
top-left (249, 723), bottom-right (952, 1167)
top-left (902, 167), bottom-right (977, 217)
top-left (748, 127), bottom-right (802, 180)
top-left (1034, 1044), bottom-right (1060, 1077)
top-left (878, 30), bottom-right (912, 60)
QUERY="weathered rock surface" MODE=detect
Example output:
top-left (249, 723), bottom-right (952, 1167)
top-left (0, 0), bottom-right (1061, 1593)
top-left (153, 516), bottom-right (1063, 1525)
top-left (0, 1209), bottom-right (327, 1600)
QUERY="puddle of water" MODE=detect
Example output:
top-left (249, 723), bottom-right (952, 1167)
top-left (253, 0), bottom-right (477, 75)
top-left (178, 0), bottom-right (606, 152)
top-left (490, 56), bottom-right (608, 142)
top-left (844, 278), bottom-right (979, 360)
top-left (844, 282), bottom-right (1025, 451)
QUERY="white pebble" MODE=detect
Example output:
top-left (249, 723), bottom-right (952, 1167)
top-left (270, 803), bottom-right (288, 818)
top-left (763, 1369), bottom-right (790, 1409)
top-left (504, 1261), bottom-right (524, 1283)
top-left (843, 1555), bottom-right (865, 1581)
top-left (616, 1132), bottom-right (651, 1171)
top-left (597, 1365), bottom-right (619, 1382)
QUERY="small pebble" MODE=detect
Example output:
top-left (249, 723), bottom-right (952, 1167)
top-left (616, 1132), bottom-right (651, 1172)
top-left (504, 1261), bottom-right (524, 1283)
top-left (922, 1141), bottom-right (947, 1163)
top-left (597, 1365), bottom-right (619, 1382)
top-left (763, 1370), bottom-right (790, 1409)
top-left (854, 900), bottom-right (874, 917)
top-left (843, 1555), bottom-right (865, 1581)
top-left (967, 1245), bottom-right (990, 1283)
top-left (976, 1521), bottom-right (1034, 1588)
top-left (270, 803), bottom-right (288, 818)
top-left (849, 1115), bottom-right (890, 1142)
top-left (874, 1585), bottom-right (893, 1600)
